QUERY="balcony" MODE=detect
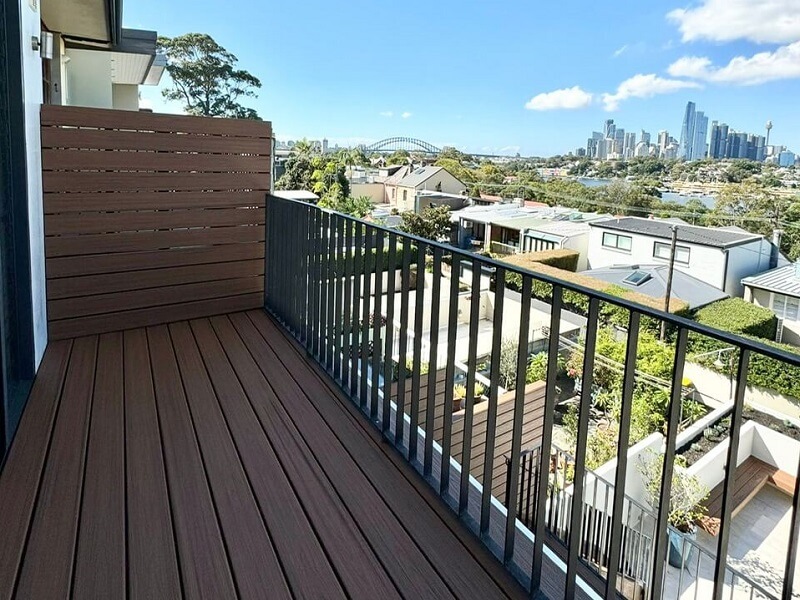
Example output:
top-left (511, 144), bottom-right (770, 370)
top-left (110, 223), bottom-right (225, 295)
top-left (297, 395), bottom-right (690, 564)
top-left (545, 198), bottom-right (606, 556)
top-left (1, 105), bottom-right (800, 600)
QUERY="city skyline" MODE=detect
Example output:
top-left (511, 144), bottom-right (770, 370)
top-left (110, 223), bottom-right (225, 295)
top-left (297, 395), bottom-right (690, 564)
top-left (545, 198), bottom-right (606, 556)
top-left (126, 0), bottom-right (800, 156)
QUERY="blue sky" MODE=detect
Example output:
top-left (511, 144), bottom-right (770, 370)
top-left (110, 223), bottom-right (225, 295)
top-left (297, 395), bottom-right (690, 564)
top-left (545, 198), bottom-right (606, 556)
top-left (125, 0), bottom-right (800, 156)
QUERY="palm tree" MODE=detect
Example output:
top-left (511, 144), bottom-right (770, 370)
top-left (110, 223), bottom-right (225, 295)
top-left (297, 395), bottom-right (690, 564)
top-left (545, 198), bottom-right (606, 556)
top-left (292, 138), bottom-right (316, 157)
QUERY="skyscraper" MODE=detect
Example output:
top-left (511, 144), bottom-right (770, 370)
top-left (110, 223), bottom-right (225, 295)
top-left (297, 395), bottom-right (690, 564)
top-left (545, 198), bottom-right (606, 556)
top-left (691, 111), bottom-right (708, 160)
top-left (604, 119), bottom-right (616, 139)
top-left (640, 130), bottom-right (651, 146)
top-left (679, 101), bottom-right (696, 159)
top-left (657, 130), bottom-right (669, 155)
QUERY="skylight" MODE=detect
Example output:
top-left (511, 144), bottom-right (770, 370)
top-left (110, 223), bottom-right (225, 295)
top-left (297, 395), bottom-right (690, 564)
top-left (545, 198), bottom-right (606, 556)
top-left (623, 270), bottom-right (652, 286)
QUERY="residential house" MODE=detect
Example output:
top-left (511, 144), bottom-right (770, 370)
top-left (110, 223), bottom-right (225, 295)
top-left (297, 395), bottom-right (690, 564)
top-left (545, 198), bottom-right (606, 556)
top-left (584, 264), bottom-right (729, 310)
top-left (587, 217), bottom-right (784, 297)
top-left (386, 166), bottom-right (466, 212)
top-left (743, 263), bottom-right (800, 344)
top-left (452, 203), bottom-right (606, 268)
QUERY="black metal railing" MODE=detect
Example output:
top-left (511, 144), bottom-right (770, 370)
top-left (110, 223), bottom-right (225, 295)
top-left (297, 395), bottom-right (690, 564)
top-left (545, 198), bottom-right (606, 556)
top-left (264, 195), bottom-right (800, 600)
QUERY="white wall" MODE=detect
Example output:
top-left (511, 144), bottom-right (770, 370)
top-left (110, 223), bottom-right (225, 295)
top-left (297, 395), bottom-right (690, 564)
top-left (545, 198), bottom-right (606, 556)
top-left (587, 227), bottom-right (726, 291)
top-left (111, 83), bottom-right (139, 110)
top-left (20, 0), bottom-right (48, 366)
top-left (65, 48), bottom-right (113, 108)
top-left (724, 240), bottom-right (773, 298)
top-left (563, 232), bottom-right (591, 272)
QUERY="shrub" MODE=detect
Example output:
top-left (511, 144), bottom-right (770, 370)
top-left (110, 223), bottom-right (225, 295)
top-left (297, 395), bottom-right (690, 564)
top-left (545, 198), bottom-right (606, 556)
top-left (693, 298), bottom-right (777, 343)
top-left (501, 248), bottom-right (580, 273)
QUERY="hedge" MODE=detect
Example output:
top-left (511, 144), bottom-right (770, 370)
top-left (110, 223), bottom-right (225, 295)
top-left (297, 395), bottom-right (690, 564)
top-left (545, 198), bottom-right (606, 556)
top-left (501, 249), bottom-right (580, 273)
top-left (693, 298), bottom-right (777, 341)
top-left (687, 298), bottom-right (800, 400)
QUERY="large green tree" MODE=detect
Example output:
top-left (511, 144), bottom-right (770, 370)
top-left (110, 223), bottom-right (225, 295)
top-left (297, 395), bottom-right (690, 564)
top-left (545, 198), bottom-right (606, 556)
top-left (157, 33), bottom-right (262, 119)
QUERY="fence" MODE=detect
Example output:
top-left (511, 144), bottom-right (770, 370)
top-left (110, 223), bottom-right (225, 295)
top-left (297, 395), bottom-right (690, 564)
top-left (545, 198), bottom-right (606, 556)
top-left (40, 105), bottom-right (272, 339)
top-left (264, 195), bottom-right (800, 600)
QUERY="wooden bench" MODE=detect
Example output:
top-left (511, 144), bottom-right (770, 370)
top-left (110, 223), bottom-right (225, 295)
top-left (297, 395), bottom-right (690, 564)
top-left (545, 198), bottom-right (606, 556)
top-left (699, 456), bottom-right (795, 535)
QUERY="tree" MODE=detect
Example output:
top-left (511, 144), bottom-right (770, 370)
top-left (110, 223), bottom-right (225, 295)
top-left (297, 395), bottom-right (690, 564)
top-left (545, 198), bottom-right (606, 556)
top-left (157, 33), bottom-right (261, 119)
top-left (398, 205), bottom-right (452, 241)
top-left (386, 149), bottom-right (410, 165)
top-left (318, 195), bottom-right (373, 218)
top-left (276, 155), bottom-right (314, 191)
top-left (291, 139), bottom-right (318, 157)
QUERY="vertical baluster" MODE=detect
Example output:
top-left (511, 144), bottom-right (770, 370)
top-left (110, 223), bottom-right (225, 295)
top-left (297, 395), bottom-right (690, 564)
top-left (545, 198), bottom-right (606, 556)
top-left (395, 236), bottom-right (412, 449)
top-left (504, 276), bottom-right (532, 562)
top-left (299, 202), bottom-right (311, 344)
top-left (408, 243), bottom-right (426, 465)
top-left (349, 221), bottom-right (363, 398)
top-left (458, 259), bottom-right (482, 516)
top-left (650, 328), bottom-right (689, 599)
top-left (311, 208), bottom-right (322, 357)
top-left (382, 233), bottom-right (398, 435)
top-left (782, 450), bottom-right (800, 600)
top-left (481, 266), bottom-right (505, 536)
top-left (713, 349), bottom-right (750, 600)
top-left (341, 218), bottom-right (353, 388)
top-left (325, 211), bottom-right (336, 369)
top-left (565, 297), bottom-right (600, 598)
top-left (440, 254), bottom-right (461, 497)
top-left (370, 229), bottom-right (385, 421)
top-left (333, 216), bottom-right (345, 380)
top-left (423, 247), bottom-right (442, 478)
top-left (606, 311), bottom-right (641, 599)
top-left (319, 211), bottom-right (330, 361)
top-left (531, 285), bottom-right (563, 592)
top-left (359, 227), bottom-right (374, 410)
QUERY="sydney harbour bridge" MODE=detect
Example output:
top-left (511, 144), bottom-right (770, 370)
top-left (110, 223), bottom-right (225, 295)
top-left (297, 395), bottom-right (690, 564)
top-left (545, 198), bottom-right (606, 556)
top-left (361, 137), bottom-right (442, 155)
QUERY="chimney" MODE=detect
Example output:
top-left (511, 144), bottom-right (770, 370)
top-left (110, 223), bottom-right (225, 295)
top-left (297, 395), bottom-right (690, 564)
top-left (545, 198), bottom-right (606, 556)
top-left (770, 229), bottom-right (783, 269)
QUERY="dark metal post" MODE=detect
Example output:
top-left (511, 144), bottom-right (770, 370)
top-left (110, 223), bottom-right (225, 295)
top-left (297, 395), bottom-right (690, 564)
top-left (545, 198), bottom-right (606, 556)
top-left (660, 224), bottom-right (678, 341)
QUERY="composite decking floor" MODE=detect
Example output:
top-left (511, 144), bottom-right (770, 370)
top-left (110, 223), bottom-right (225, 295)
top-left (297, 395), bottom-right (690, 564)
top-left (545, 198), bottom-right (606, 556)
top-left (0, 309), bottom-right (526, 599)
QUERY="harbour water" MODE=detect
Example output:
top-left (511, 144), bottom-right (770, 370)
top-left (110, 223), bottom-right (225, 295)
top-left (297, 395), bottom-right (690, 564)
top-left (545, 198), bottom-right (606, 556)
top-left (575, 177), bottom-right (716, 208)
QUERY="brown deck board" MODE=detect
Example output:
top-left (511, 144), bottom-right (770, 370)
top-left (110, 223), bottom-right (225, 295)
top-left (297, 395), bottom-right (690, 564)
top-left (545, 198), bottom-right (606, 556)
top-left (244, 310), bottom-right (526, 600)
top-left (147, 325), bottom-right (238, 599)
top-left (15, 336), bottom-right (97, 599)
top-left (0, 310), bottom-right (525, 600)
top-left (124, 328), bottom-right (182, 599)
top-left (168, 321), bottom-right (290, 599)
top-left (189, 318), bottom-right (348, 599)
top-left (209, 315), bottom-right (402, 600)
top-left (73, 332), bottom-right (126, 598)
top-left (0, 340), bottom-right (72, 599)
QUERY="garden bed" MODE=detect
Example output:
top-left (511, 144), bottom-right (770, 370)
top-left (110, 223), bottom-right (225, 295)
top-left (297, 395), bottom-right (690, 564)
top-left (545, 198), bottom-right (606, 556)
top-left (678, 406), bottom-right (800, 466)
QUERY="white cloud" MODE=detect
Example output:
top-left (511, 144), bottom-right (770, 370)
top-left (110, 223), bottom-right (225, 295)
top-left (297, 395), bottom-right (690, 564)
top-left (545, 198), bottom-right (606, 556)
top-left (613, 45), bottom-right (629, 58)
top-left (668, 41), bottom-right (800, 85)
top-left (601, 73), bottom-right (700, 111)
top-left (401, 111), bottom-right (412, 119)
top-left (524, 86), bottom-right (593, 111)
top-left (379, 111), bottom-right (393, 117)
top-left (667, 0), bottom-right (800, 44)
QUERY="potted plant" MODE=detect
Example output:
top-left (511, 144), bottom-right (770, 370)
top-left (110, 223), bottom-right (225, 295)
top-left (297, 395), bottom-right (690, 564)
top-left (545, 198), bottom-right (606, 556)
top-left (453, 384), bottom-right (467, 412)
top-left (474, 382), bottom-right (487, 403)
top-left (638, 450), bottom-right (709, 568)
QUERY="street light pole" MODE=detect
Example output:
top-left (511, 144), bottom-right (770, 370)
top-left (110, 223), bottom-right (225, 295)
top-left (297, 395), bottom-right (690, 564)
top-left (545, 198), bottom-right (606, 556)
top-left (661, 224), bottom-right (679, 341)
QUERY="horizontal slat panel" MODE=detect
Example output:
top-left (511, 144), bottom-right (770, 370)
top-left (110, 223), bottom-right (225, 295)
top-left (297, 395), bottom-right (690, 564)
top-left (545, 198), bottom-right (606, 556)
top-left (42, 150), bottom-right (269, 173)
top-left (46, 226), bottom-right (265, 257)
top-left (44, 191), bottom-right (266, 214)
top-left (41, 105), bottom-right (272, 138)
top-left (48, 277), bottom-right (264, 320)
top-left (48, 260), bottom-right (264, 299)
top-left (45, 207), bottom-right (264, 235)
top-left (43, 171), bottom-right (270, 193)
top-left (41, 127), bottom-right (270, 155)
top-left (47, 293), bottom-right (264, 340)
top-left (46, 243), bottom-right (265, 278)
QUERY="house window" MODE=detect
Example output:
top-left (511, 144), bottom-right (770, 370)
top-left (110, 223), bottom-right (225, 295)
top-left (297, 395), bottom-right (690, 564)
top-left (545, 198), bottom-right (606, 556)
top-left (654, 241), bottom-right (690, 264)
top-left (601, 232), bottom-right (632, 252)
top-left (773, 294), bottom-right (800, 322)
top-left (402, 189), bottom-right (407, 203)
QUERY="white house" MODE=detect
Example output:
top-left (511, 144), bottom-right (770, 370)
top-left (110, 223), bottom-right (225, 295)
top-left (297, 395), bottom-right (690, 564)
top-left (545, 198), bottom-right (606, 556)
top-left (587, 217), bottom-right (784, 297)
top-left (743, 263), bottom-right (800, 345)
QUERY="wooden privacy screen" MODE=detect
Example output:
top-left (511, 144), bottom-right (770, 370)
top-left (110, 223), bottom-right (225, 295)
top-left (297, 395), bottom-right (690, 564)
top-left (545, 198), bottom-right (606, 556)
top-left (41, 105), bottom-right (272, 339)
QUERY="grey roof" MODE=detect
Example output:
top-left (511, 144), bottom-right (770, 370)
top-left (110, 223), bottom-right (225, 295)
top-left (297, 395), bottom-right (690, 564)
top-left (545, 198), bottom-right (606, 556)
top-left (397, 166), bottom-right (463, 189)
top-left (585, 264), bottom-right (729, 310)
top-left (742, 263), bottom-right (800, 297)
top-left (589, 217), bottom-right (762, 248)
